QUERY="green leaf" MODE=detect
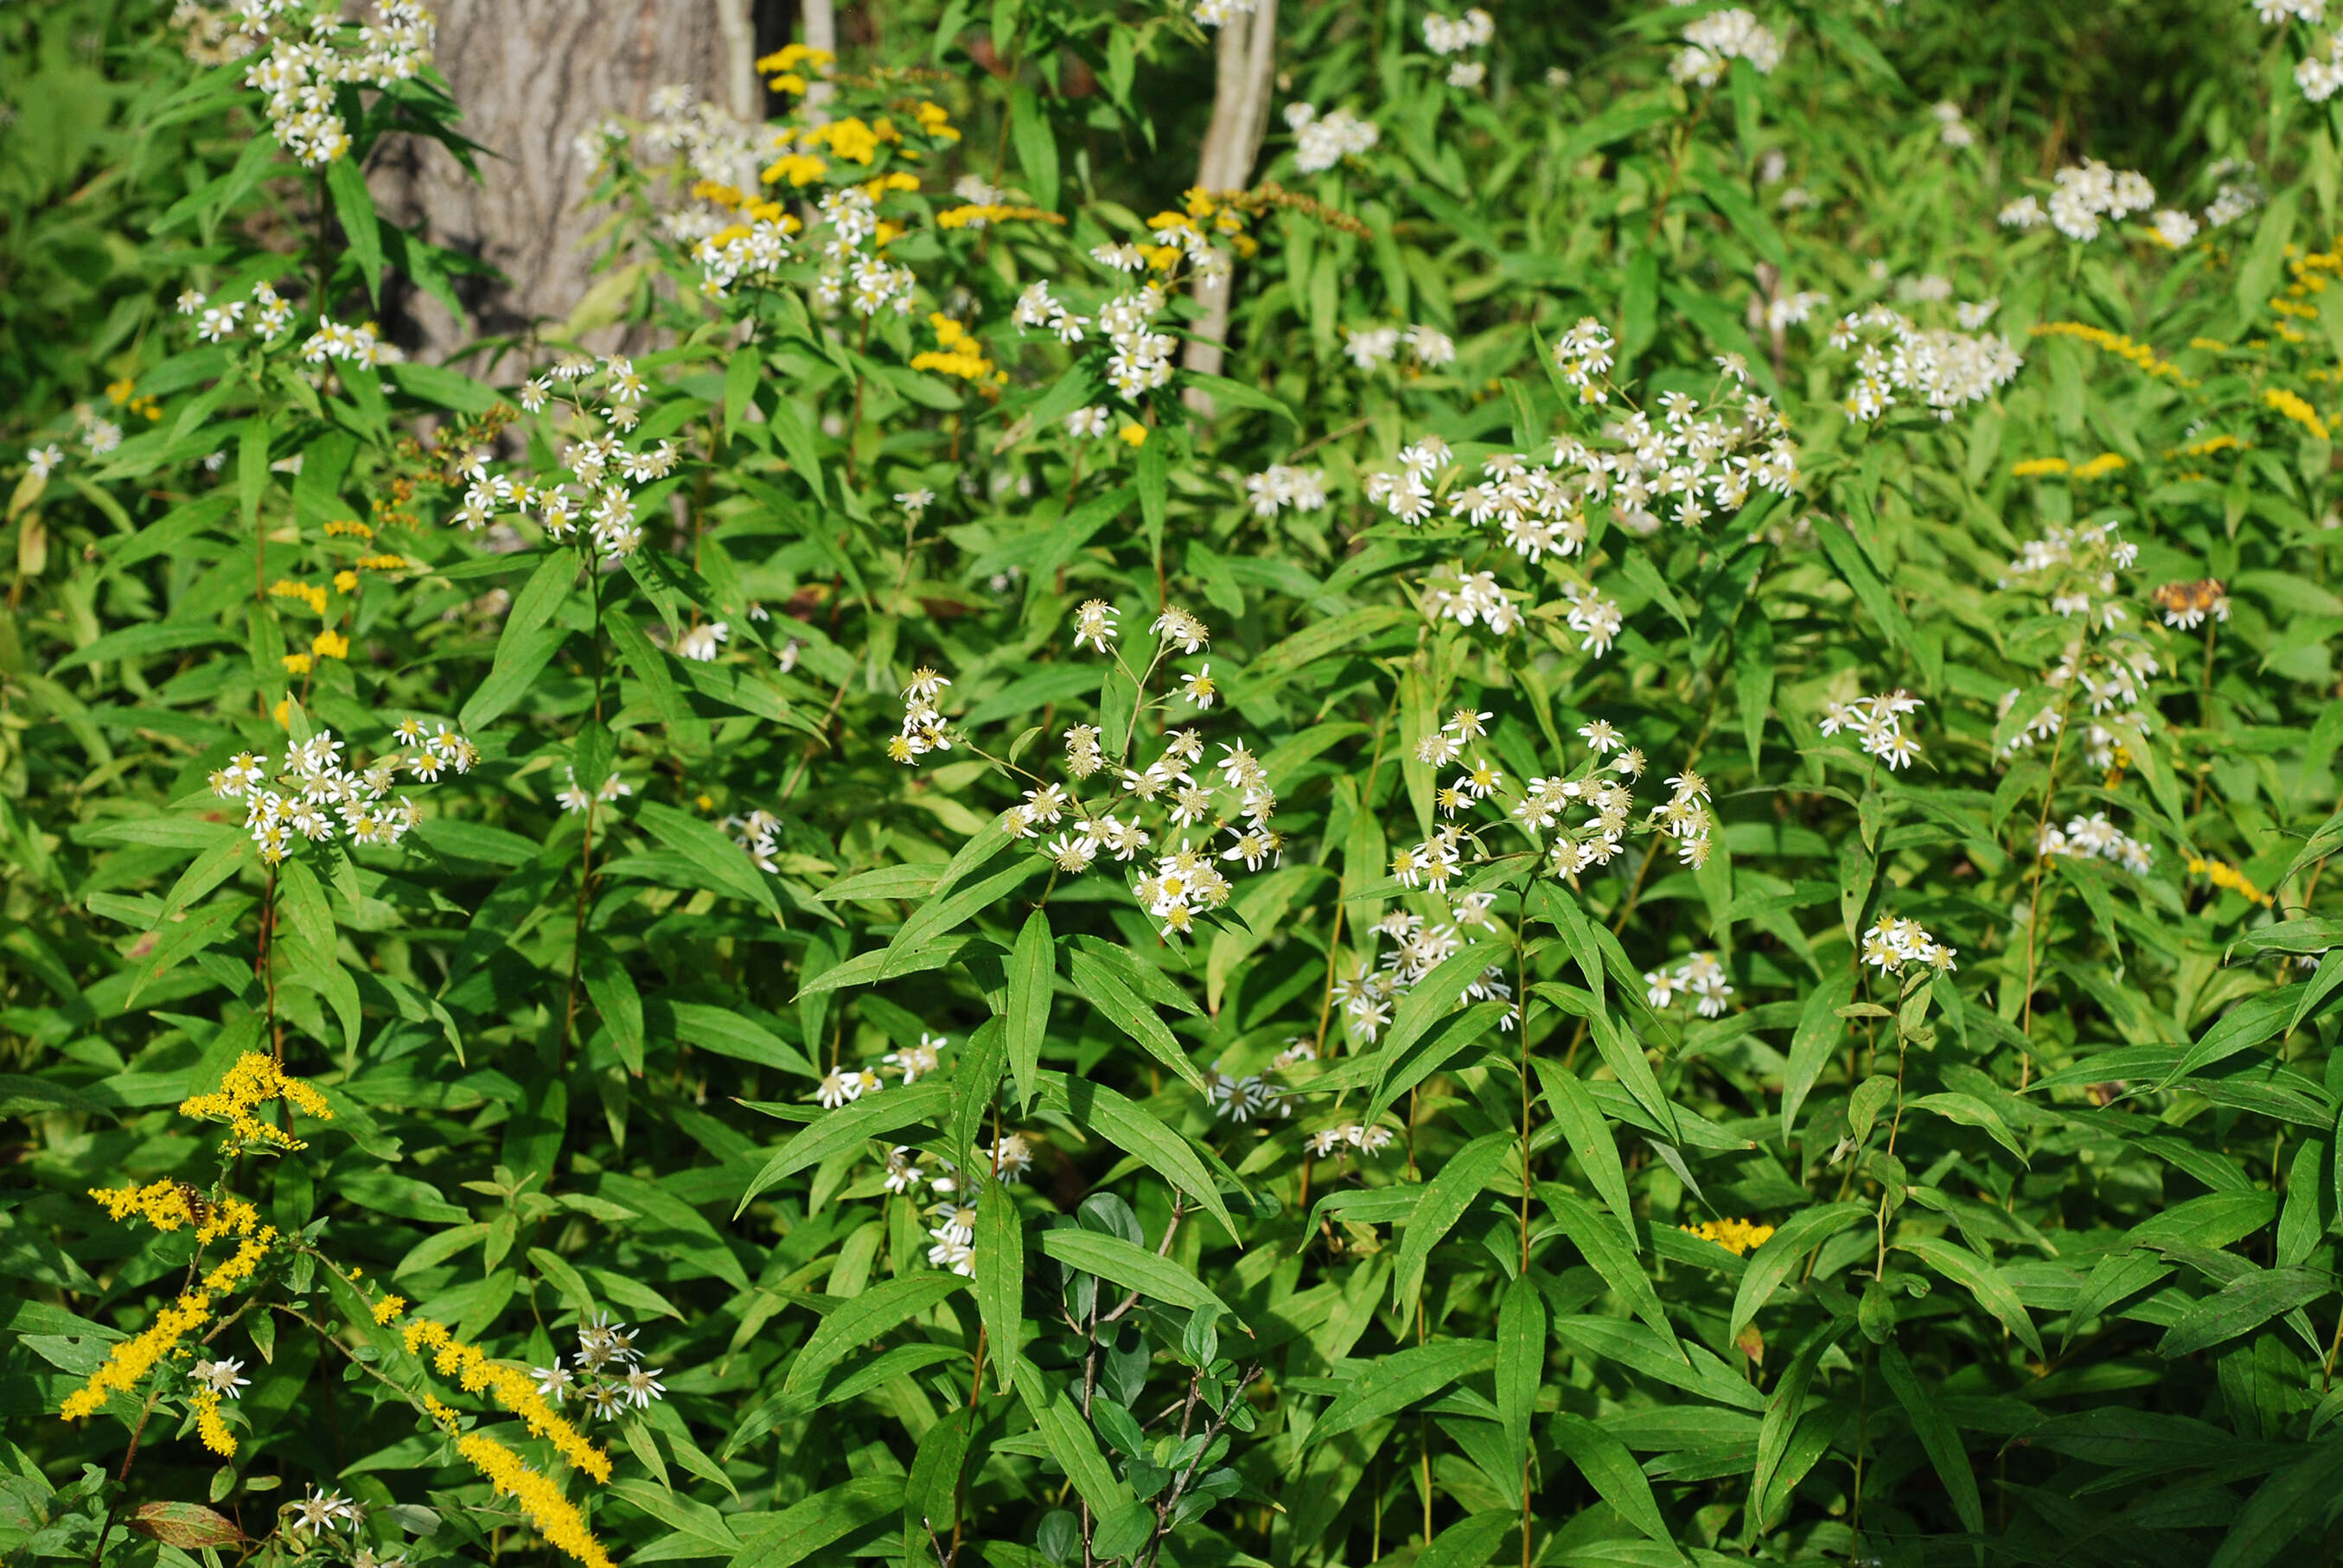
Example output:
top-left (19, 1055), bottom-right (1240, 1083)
top-left (736, 1080), bottom-right (953, 1214)
top-left (1495, 1274), bottom-right (1546, 1476)
top-left (1300, 1339), bottom-right (1497, 1452)
top-left (781, 1271), bottom-right (967, 1403)
top-left (2156, 1265), bottom-right (2330, 1359)
top-left (635, 800), bottom-right (783, 922)
top-left (1047, 1073), bottom-right (1242, 1243)
top-left (730, 1478), bottom-right (905, 1568)
top-left (1391, 1131), bottom-right (1515, 1307)
top-left (1037, 1228), bottom-right (1235, 1321)
top-left (1728, 1202), bottom-right (1872, 1346)
top-left (1065, 947), bottom-right (1207, 1095)
top-left (1532, 1059), bottom-right (1634, 1232)
top-left (1012, 1353), bottom-right (1126, 1517)
top-left (1878, 1343), bottom-right (1983, 1534)
top-left (1542, 1188), bottom-right (1677, 1345)
top-left (1006, 909), bottom-right (1052, 1110)
top-left (1181, 372), bottom-right (1301, 427)
top-left (1549, 1411), bottom-right (1682, 1556)
top-left (1009, 85), bottom-right (1059, 210)
top-left (325, 157), bottom-right (385, 303)
top-left (2208, 1436), bottom-right (2343, 1568)
top-left (1898, 1235), bottom-right (2043, 1357)
top-left (976, 1179), bottom-right (1024, 1395)
top-left (1779, 968), bottom-right (1854, 1141)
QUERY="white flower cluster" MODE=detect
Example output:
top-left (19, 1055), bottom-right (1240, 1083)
top-left (1552, 316), bottom-right (1618, 401)
top-left (1012, 610), bottom-right (1286, 939)
top-left (1243, 463), bottom-right (1330, 518)
top-left (1099, 282), bottom-right (1178, 402)
top-left (1670, 8), bottom-right (1784, 86)
top-left (1933, 101), bottom-right (1975, 149)
top-left (889, 666), bottom-right (954, 765)
top-left (1012, 280), bottom-right (1090, 345)
top-left (236, 0), bottom-right (434, 168)
top-left (1829, 305), bottom-right (2023, 423)
top-left (1997, 517), bottom-right (2140, 634)
top-left (1304, 1121), bottom-right (1400, 1159)
top-left (1997, 159), bottom-right (2155, 242)
top-left (24, 443), bottom-right (65, 478)
top-left (724, 807), bottom-right (785, 873)
top-left (1344, 324), bottom-right (1454, 370)
top-left (1861, 916), bottom-right (1957, 976)
top-left (810, 188), bottom-right (913, 316)
top-left (178, 281), bottom-right (297, 347)
top-left (1559, 580), bottom-right (1625, 656)
top-left (2206, 171), bottom-right (2263, 228)
top-left (555, 768), bottom-right (629, 817)
top-left (208, 721), bottom-right (474, 866)
top-left (1645, 951), bottom-right (1734, 1017)
top-left (1286, 103), bottom-right (1380, 174)
top-left (2300, 32), bottom-right (2343, 99)
top-left (693, 212), bottom-right (795, 300)
top-left (1424, 565), bottom-right (1524, 635)
top-left (1423, 8), bottom-right (1494, 86)
top-left (2153, 209), bottom-right (2201, 247)
top-left (289, 1486), bottom-right (364, 1539)
top-left (640, 82), bottom-right (763, 188)
top-left (530, 1312), bottom-right (667, 1421)
top-left (1995, 518), bottom-right (2161, 768)
top-left (2040, 812), bottom-right (2155, 874)
top-left (498, 355), bottom-right (674, 558)
top-left (1644, 768), bottom-right (1715, 870)
top-left (1066, 407), bottom-right (1114, 440)
top-left (299, 316), bottom-right (402, 368)
top-left (814, 1031), bottom-right (949, 1110)
top-left (1331, 902), bottom-right (1514, 1046)
top-left (2257, 0), bottom-right (2327, 20)
top-left (1765, 290), bottom-right (1829, 330)
top-left (1203, 1039), bottom-right (1317, 1124)
top-left (1819, 689), bottom-right (1925, 771)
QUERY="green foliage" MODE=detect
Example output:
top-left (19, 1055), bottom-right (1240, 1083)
top-left (7, 1), bottom-right (2343, 1566)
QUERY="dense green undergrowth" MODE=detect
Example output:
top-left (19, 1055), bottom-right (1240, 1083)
top-left (6, 2), bottom-right (2343, 1565)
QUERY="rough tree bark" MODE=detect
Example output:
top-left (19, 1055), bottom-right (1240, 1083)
top-left (1180, 0), bottom-right (1279, 414)
top-left (373, 0), bottom-right (778, 363)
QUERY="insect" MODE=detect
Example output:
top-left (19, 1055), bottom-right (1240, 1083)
top-left (177, 1183), bottom-right (212, 1229)
top-left (2151, 577), bottom-right (2229, 629)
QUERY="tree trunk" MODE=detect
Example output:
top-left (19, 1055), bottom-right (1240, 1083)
top-left (373, 0), bottom-right (774, 364)
top-left (1180, 1), bottom-right (1279, 415)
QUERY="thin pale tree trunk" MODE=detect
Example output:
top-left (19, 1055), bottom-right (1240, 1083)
top-left (1181, 0), bottom-right (1279, 415)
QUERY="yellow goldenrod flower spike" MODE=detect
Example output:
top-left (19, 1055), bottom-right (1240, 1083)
top-left (936, 203), bottom-right (1064, 231)
top-left (455, 1431), bottom-right (617, 1568)
top-left (60, 1292), bottom-right (214, 1420)
top-left (1119, 424), bottom-right (1150, 448)
top-left (2030, 321), bottom-right (2199, 387)
top-left (2072, 452), bottom-right (2127, 481)
top-left (193, 1389), bottom-right (237, 1456)
top-left (2011, 457), bottom-right (2071, 478)
top-left (2262, 387), bottom-right (2330, 442)
top-left (1680, 1217), bottom-right (1777, 1256)
top-left (398, 1314), bottom-right (612, 1482)
top-left (2187, 856), bottom-right (2275, 908)
top-left (179, 1051), bottom-right (332, 1155)
top-left (311, 628), bottom-right (350, 660)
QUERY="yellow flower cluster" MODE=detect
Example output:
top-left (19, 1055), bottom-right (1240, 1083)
top-left (323, 518), bottom-right (373, 540)
top-left (60, 1293), bottom-right (212, 1420)
top-left (373, 1293), bottom-right (406, 1325)
top-left (455, 1431), bottom-right (616, 1568)
top-left (936, 203), bottom-right (1065, 230)
top-left (912, 100), bottom-right (958, 143)
top-left (192, 1389), bottom-right (236, 1456)
top-left (763, 151), bottom-right (827, 187)
top-left (178, 1051), bottom-right (333, 1155)
top-left (2011, 454), bottom-right (2123, 480)
top-left (2262, 387), bottom-right (2330, 442)
top-left (311, 628), bottom-right (350, 660)
top-left (910, 315), bottom-right (1004, 385)
top-left (2011, 457), bottom-right (2068, 477)
top-left (803, 115), bottom-right (886, 166)
top-left (269, 577), bottom-right (329, 615)
top-left (387, 1308), bottom-right (612, 1482)
top-left (2187, 856), bottom-right (2274, 908)
top-left (755, 41), bottom-right (833, 97)
top-left (105, 378), bottom-right (163, 422)
top-left (1681, 1217), bottom-right (1777, 1256)
top-left (2031, 321), bottom-right (2199, 387)
top-left (2171, 432), bottom-right (2244, 457)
